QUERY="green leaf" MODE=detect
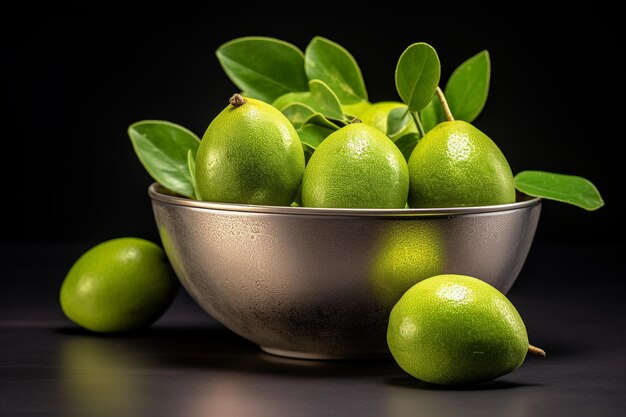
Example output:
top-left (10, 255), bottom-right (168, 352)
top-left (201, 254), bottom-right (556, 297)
top-left (420, 95), bottom-right (443, 133)
top-left (187, 150), bottom-right (200, 200)
top-left (394, 133), bottom-right (420, 161)
top-left (514, 171), bottom-right (604, 211)
top-left (272, 80), bottom-right (344, 122)
top-left (395, 43), bottom-right (441, 112)
top-left (387, 106), bottom-right (411, 140)
top-left (272, 92), bottom-right (316, 111)
top-left (309, 79), bottom-right (344, 120)
top-left (305, 36), bottom-right (368, 104)
top-left (281, 103), bottom-right (317, 128)
top-left (303, 113), bottom-right (343, 130)
top-left (298, 124), bottom-right (334, 150)
top-left (445, 50), bottom-right (491, 122)
top-left (302, 142), bottom-right (316, 164)
top-left (281, 105), bottom-right (343, 132)
top-left (128, 120), bottom-right (200, 198)
top-left (216, 37), bottom-right (308, 103)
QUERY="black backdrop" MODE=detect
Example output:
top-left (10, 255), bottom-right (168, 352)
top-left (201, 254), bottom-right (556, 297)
top-left (3, 6), bottom-right (623, 245)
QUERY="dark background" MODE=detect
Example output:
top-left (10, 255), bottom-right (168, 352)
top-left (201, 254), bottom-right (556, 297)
top-left (2, 8), bottom-right (625, 416)
top-left (3, 7), bottom-right (622, 246)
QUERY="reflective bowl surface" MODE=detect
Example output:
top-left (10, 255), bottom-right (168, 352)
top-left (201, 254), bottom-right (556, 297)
top-left (149, 184), bottom-right (541, 359)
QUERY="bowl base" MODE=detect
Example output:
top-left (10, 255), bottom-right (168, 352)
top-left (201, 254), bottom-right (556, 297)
top-left (260, 346), bottom-right (389, 361)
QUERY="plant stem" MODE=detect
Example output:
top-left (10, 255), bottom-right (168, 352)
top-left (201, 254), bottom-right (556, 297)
top-left (229, 93), bottom-right (247, 108)
top-left (411, 111), bottom-right (426, 138)
top-left (436, 87), bottom-right (455, 122)
top-left (528, 344), bottom-right (546, 358)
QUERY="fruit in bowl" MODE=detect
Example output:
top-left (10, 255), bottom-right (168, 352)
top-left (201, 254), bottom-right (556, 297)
top-left (195, 94), bottom-right (305, 206)
top-left (148, 182), bottom-right (541, 359)
top-left (131, 36), bottom-right (601, 362)
top-left (62, 35), bottom-right (603, 384)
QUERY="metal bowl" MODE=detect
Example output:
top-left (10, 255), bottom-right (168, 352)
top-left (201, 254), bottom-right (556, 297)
top-left (149, 183), bottom-right (541, 359)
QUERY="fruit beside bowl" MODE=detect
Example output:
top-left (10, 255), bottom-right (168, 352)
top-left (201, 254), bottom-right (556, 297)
top-left (61, 36), bottom-right (602, 384)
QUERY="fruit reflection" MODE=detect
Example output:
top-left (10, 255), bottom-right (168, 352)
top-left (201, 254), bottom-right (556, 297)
top-left (158, 224), bottom-right (184, 277)
top-left (369, 222), bottom-right (444, 308)
top-left (60, 336), bottom-right (143, 416)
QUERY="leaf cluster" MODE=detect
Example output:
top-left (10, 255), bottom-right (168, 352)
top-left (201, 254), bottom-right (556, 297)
top-left (127, 36), bottom-right (603, 210)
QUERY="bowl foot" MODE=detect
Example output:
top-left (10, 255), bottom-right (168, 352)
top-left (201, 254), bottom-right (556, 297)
top-left (260, 346), bottom-right (389, 361)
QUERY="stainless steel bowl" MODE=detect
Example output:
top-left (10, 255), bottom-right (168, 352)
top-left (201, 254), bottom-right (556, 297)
top-left (149, 183), bottom-right (541, 359)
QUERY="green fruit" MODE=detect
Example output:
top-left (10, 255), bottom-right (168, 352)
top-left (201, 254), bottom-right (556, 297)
top-left (195, 94), bottom-right (305, 206)
top-left (369, 222), bottom-right (443, 308)
top-left (408, 121), bottom-right (515, 207)
top-left (341, 101), bottom-right (372, 118)
top-left (60, 238), bottom-right (178, 333)
top-left (301, 123), bottom-right (409, 208)
top-left (359, 101), bottom-right (417, 137)
top-left (387, 274), bottom-right (529, 385)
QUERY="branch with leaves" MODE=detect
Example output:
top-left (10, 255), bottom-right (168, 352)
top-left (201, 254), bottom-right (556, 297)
top-left (127, 36), bottom-right (603, 210)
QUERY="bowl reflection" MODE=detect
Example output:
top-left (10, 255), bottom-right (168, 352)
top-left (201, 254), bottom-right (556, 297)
top-left (149, 184), bottom-right (540, 359)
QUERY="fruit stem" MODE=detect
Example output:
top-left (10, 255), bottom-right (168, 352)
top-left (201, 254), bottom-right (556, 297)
top-left (528, 344), bottom-right (546, 358)
top-left (229, 93), bottom-right (247, 108)
top-left (436, 87), bottom-right (455, 122)
top-left (411, 111), bottom-right (426, 138)
top-left (350, 117), bottom-right (362, 124)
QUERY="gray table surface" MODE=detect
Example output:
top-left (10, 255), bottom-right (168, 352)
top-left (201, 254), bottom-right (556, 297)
top-left (1, 242), bottom-right (624, 417)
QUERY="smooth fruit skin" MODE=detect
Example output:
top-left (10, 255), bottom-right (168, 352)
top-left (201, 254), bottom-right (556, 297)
top-left (408, 121), bottom-right (515, 207)
top-left (301, 123), bottom-right (409, 208)
top-left (387, 274), bottom-right (529, 385)
top-left (195, 97), bottom-right (305, 206)
top-left (359, 101), bottom-right (417, 137)
top-left (369, 223), bottom-right (443, 308)
top-left (341, 101), bottom-right (372, 118)
top-left (60, 238), bottom-right (178, 333)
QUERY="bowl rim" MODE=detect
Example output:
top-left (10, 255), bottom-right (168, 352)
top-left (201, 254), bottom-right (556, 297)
top-left (148, 183), bottom-right (541, 217)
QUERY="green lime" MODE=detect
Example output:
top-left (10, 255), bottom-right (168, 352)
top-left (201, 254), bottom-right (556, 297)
top-left (60, 237), bottom-right (178, 333)
top-left (341, 101), bottom-right (372, 118)
top-left (387, 274), bottom-right (530, 385)
top-left (408, 121), bottom-right (515, 207)
top-left (195, 94), bottom-right (305, 206)
top-left (359, 101), bottom-right (417, 137)
top-left (301, 123), bottom-right (409, 208)
top-left (369, 222), bottom-right (443, 308)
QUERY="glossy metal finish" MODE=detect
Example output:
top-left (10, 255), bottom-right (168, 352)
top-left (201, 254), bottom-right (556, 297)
top-left (149, 184), bottom-right (541, 359)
